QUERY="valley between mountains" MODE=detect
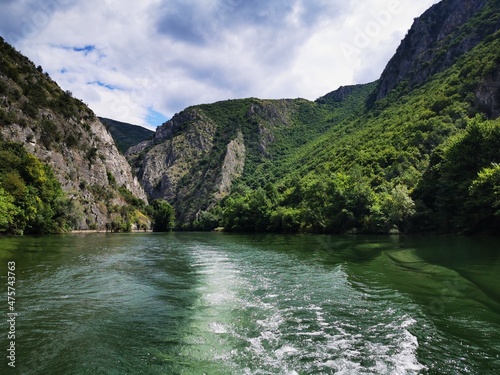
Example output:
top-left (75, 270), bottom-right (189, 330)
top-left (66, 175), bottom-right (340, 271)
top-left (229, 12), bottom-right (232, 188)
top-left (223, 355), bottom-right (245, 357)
top-left (1, 0), bottom-right (499, 235)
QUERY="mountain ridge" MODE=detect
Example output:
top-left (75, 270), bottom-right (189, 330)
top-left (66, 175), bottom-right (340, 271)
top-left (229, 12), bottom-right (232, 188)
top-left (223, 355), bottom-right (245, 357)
top-left (99, 117), bottom-right (154, 154)
top-left (0, 37), bottom-right (149, 232)
top-left (128, 0), bottom-right (500, 234)
top-left (376, 0), bottom-right (499, 100)
top-left (1, 0), bottom-right (499, 234)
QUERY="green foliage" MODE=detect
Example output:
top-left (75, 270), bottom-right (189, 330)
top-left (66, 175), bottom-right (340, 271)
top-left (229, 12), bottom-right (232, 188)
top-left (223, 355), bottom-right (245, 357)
top-left (200, 28), bottom-right (500, 235)
top-left (150, 199), bottom-right (175, 232)
top-left (99, 117), bottom-right (154, 153)
top-left (0, 141), bottom-right (76, 234)
top-left (413, 117), bottom-right (500, 234)
top-left (192, 207), bottom-right (222, 231)
top-left (468, 163), bottom-right (500, 227)
top-left (0, 187), bottom-right (18, 233)
top-left (222, 187), bottom-right (276, 232)
top-left (118, 185), bottom-right (146, 209)
top-left (106, 217), bottom-right (132, 233)
top-left (370, 185), bottom-right (416, 234)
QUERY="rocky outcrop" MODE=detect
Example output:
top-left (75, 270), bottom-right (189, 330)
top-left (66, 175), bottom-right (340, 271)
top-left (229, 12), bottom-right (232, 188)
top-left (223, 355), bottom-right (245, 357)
top-left (128, 98), bottom-right (300, 225)
top-left (376, 0), bottom-right (497, 100)
top-left (215, 131), bottom-right (245, 200)
top-left (0, 38), bottom-right (147, 229)
top-left (475, 67), bottom-right (500, 119)
top-left (128, 108), bottom-right (217, 201)
top-left (246, 99), bottom-right (296, 156)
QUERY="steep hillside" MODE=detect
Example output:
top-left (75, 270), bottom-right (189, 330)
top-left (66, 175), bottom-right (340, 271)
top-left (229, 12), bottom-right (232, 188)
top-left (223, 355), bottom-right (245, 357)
top-left (0, 37), bottom-right (148, 232)
top-left (127, 83), bottom-right (374, 226)
top-left (376, 0), bottom-right (499, 100)
top-left (130, 0), bottom-right (500, 234)
top-left (99, 117), bottom-right (154, 154)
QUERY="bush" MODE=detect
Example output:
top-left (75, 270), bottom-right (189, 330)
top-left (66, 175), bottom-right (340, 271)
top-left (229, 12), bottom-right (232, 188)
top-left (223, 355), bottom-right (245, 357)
top-left (150, 199), bottom-right (175, 232)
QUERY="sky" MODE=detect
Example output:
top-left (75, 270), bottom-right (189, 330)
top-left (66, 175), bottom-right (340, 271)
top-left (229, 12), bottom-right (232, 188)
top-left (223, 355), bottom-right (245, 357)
top-left (0, 0), bottom-right (440, 130)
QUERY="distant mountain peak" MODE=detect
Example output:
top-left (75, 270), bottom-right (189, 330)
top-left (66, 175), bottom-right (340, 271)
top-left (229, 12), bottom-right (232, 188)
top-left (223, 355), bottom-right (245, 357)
top-left (98, 117), bottom-right (154, 154)
top-left (376, 0), bottom-right (496, 100)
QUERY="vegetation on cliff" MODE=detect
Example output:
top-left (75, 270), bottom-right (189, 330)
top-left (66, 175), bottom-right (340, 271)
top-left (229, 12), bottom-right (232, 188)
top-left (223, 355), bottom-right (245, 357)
top-left (2, 0), bottom-right (499, 235)
top-left (0, 36), bottom-right (149, 233)
top-left (213, 29), bottom-right (500, 235)
top-left (132, 20), bottom-right (500, 235)
top-left (0, 140), bottom-right (75, 234)
top-left (99, 117), bottom-right (154, 154)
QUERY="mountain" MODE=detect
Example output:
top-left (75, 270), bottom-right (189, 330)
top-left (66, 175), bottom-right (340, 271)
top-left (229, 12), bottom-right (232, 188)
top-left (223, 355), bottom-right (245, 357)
top-left (129, 0), bottom-right (500, 234)
top-left (0, 37), bottom-right (148, 233)
top-left (99, 117), bottom-right (154, 154)
top-left (376, 0), bottom-right (499, 100)
top-left (126, 85), bottom-right (375, 227)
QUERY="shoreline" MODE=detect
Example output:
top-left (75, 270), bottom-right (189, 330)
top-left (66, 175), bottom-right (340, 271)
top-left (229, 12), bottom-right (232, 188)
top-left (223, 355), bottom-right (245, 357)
top-left (69, 229), bottom-right (153, 234)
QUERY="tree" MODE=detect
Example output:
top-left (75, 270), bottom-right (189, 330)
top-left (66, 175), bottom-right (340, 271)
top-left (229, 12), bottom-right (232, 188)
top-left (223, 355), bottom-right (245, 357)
top-left (0, 141), bottom-right (76, 234)
top-left (467, 163), bottom-right (500, 233)
top-left (371, 185), bottom-right (415, 233)
top-left (151, 200), bottom-right (175, 232)
top-left (0, 188), bottom-right (18, 233)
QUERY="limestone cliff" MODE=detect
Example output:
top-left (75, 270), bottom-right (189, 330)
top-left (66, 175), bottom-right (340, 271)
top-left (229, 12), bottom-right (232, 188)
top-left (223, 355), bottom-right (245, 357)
top-left (128, 108), bottom-right (217, 202)
top-left (215, 131), bottom-right (246, 200)
top-left (127, 98), bottom-right (302, 226)
top-left (474, 66), bottom-right (500, 119)
top-left (0, 37), bottom-right (147, 230)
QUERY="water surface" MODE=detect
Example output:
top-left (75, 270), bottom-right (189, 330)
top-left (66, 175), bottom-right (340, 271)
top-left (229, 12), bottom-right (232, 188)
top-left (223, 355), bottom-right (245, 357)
top-left (0, 233), bottom-right (499, 374)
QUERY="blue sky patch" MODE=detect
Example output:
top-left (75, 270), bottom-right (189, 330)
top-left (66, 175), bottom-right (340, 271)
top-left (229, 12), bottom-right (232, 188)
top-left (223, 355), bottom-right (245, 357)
top-left (88, 81), bottom-right (118, 90)
top-left (73, 45), bottom-right (96, 55)
top-left (146, 108), bottom-right (168, 129)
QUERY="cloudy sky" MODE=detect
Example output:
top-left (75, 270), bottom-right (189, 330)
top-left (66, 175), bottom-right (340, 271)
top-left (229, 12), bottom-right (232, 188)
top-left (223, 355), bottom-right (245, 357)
top-left (0, 0), bottom-right (439, 130)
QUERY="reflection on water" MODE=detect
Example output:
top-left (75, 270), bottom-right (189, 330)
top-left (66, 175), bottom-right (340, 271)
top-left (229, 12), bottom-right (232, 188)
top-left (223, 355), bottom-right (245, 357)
top-left (0, 233), bottom-right (499, 374)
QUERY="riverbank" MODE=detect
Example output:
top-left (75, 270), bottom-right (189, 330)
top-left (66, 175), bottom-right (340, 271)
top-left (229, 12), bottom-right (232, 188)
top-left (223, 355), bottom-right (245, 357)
top-left (70, 229), bottom-right (153, 234)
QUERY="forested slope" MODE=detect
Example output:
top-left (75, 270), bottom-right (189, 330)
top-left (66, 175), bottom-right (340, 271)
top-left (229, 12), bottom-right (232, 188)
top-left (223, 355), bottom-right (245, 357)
top-left (99, 117), bottom-right (154, 154)
top-left (131, 0), bottom-right (500, 234)
top-left (2, 0), bottom-right (498, 235)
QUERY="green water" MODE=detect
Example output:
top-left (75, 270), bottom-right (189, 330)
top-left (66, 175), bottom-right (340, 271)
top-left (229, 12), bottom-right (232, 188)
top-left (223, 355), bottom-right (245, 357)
top-left (0, 233), bottom-right (499, 374)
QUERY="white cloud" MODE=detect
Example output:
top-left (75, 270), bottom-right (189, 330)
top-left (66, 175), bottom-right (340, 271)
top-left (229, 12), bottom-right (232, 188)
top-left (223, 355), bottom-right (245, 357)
top-left (0, 0), bottom-right (440, 130)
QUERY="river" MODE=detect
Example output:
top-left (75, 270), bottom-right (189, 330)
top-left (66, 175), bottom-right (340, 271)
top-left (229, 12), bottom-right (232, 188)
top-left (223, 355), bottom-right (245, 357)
top-left (0, 233), bottom-right (499, 374)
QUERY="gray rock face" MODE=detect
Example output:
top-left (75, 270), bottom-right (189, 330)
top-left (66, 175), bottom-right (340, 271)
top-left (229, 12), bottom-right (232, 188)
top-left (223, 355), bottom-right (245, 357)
top-left (128, 99), bottom-right (297, 225)
top-left (475, 68), bottom-right (500, 119)
top-left (1, 116), bottom-right (147, 229)
top-left (376, 0), bottom-right (494, 100)
top-left (128, 108), bottom-right (217, 202)
top-left (215, 131), bottom-right (245, 200)
top-left (0, 38), bottom-right (147, 230)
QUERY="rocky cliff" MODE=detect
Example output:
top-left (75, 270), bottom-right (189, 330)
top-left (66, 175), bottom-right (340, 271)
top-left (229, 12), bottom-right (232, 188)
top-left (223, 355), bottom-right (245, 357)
top-left (0, 38), bottom-right (147, 230)
top-left (126, 0), bottom-right (500, 232)
top-left (127, 98), bottom-right (315, 226)
top-left (376, 0), bottom-right (498, 100)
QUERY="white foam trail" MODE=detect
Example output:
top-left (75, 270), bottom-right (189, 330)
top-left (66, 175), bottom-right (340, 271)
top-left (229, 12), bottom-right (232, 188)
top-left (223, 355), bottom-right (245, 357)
top-left (187, 245), bottom-right (428, 374)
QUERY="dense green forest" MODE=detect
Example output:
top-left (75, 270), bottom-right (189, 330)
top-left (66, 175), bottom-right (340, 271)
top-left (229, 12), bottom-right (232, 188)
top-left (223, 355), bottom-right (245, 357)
top-left (186, 29), bottom-right (500, 235)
